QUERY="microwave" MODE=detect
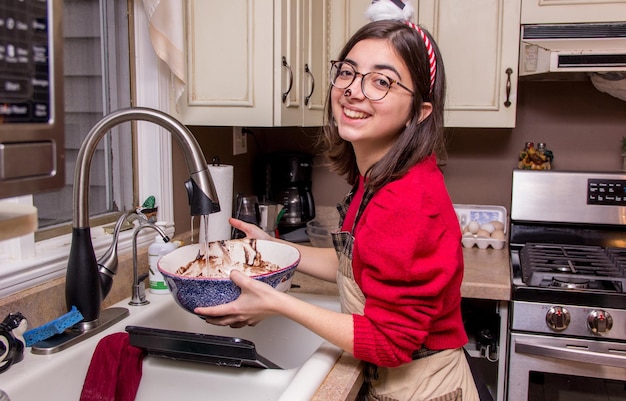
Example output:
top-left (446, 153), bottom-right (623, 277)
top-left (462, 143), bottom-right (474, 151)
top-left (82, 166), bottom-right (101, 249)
top-left (0, 0), bottom-right (64, 199)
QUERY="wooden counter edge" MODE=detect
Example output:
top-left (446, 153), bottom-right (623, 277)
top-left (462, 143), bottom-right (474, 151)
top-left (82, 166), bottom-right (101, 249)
top-left (312, 353), bottom-right (365, 401)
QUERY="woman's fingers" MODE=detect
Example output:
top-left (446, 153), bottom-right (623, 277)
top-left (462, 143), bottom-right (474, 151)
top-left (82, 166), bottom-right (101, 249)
top-left (229, 217), bottom-right (272, 240)
top-left (194, 270), bottom-right (273, 327)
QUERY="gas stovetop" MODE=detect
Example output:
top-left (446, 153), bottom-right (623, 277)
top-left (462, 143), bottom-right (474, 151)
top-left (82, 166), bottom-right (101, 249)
top-left (510, 248), bottom-right (626, 309)
top-left (509, 170), bottom-right (626, 309)
top-left (520, 243), bottom-right (626, 292)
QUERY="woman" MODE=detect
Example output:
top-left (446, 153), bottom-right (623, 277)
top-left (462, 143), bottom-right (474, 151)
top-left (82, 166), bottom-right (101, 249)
top-left (196, 2), bottom-right (479, 399)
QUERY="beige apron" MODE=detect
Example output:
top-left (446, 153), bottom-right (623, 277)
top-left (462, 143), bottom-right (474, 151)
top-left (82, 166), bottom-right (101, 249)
top-left (331, 228), bottom-right (479, 401)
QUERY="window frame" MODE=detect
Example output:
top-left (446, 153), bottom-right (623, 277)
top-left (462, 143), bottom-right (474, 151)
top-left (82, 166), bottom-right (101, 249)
top-left (0, 2), bottom-right (175, 299)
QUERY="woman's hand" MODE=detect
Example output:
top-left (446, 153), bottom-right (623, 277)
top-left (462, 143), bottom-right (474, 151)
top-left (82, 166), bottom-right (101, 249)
top-left (229, 217), bottom-right (273, 240)
top-left (194, 269), bottom-right (279, 328)
top-left (196, 268), bottom-right (355, 355)
top-left (230, 216), bottom-right (340, 282)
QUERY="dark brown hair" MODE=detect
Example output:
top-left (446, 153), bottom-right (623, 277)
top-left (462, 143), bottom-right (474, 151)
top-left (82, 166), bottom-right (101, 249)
top-left (319, 20), bottom-right (447, 192)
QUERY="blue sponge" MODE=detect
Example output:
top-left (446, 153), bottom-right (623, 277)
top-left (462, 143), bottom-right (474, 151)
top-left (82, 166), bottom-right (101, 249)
top-left (23, 306), bottom-right (84, 347)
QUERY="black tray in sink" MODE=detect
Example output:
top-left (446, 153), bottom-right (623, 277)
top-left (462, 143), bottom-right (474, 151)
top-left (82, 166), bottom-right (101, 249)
top-left (125, 326), bottom-right (281, 369)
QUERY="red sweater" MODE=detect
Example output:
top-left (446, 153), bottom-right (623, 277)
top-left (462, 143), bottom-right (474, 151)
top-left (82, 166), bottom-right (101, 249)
top-left (350, 156), bottom-right (467, 367)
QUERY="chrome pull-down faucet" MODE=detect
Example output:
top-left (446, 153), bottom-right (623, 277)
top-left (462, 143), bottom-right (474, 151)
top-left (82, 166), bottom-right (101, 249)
top-left (65, 107), bottom-right (219, 329)
top-left (32, 108), bottom-right (219, 355)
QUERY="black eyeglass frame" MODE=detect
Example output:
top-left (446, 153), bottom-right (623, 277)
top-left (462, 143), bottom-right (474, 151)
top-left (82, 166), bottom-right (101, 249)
top-left (329, 60), bottom-right (415, 100)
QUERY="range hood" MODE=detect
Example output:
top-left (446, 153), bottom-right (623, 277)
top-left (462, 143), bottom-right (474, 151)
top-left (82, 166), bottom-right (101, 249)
top-left (519, 22), bottom-right (626, 76)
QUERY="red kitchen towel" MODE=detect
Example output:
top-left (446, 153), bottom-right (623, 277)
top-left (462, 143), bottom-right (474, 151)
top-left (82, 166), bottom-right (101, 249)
top-left (80, 332), bottom-right (146, 401)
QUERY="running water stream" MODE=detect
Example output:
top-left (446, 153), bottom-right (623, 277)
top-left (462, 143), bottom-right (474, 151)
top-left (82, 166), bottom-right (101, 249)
top-left (201, 215), bottom-right (210, 265)
top-left (190, 214), bottom-right (212, 267)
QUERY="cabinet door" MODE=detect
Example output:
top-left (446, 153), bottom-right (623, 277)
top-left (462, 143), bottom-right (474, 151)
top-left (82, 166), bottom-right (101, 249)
top-left (276, 0), bottom-right (329, 127)
top-left (521, 0), bottom-right (626, 24)
top-left (177, 0), bottom-right (328, 127)
top-left (275, 0), bottom-right (302, 126)
top-left (329, 0), bottom-right (420, 60)
top-left (419, 0), bottom-right (520, 128)
top-left (175, 0), bottom-right (274, 126)
top-left (301, 0), bottom-right (328, 127)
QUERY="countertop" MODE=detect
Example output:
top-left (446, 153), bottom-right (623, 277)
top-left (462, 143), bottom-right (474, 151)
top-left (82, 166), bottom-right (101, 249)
top-left (459, 247), bottom-right (511, 301)
top-left (290, 246), bottom-right (511, 401)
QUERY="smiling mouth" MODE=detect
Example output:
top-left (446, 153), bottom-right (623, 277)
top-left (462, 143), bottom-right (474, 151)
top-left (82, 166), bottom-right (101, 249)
top-left (343, 107), bottom-right (369, 119)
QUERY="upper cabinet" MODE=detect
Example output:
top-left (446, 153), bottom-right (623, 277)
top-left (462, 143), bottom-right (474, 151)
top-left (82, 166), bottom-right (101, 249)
top-left (178, 0), bottom-right (521, 128)
top-left (418, 0), bottom-right (520, 128)
top-left (521, 0), bottom-right (626, 24)
top-left (300, 0), bottom-right (330, 127)
top-left (328, 0), bottom-right (419, 59)
top-left (174, 0), bottom-right (329, 127)
top-left (330, 0), bottom-right (520, 128)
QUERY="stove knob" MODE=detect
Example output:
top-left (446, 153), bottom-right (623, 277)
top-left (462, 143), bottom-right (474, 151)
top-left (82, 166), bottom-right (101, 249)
top-left (546, 306), bottom-right (570, 331)
top-left (587, 310), bottom-right (613, 334)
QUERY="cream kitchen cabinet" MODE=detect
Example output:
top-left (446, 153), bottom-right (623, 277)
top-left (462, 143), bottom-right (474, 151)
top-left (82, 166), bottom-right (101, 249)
top-left (521, 0), bottom-right (626, 24)
top-left (330, 0), bottom-right (521, 128)
top-left (418, 0), bottom-right (521, 128)
top-left (281, 0), bottom-right (330, 127)
top-left (174, 0), bottom-right (328, 127)
top-left (328, 0), bottom-right (420, 59)
top-left (300, 0), bottom-right (329, 126)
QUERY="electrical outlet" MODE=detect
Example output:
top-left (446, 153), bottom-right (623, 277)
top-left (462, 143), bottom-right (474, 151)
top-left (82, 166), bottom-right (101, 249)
top-left (232, 126), bottom-right (247, 155)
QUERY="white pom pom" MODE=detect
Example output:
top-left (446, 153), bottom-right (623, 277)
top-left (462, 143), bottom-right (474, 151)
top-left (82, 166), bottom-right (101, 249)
top-left (365, 0), bottom-right (415, 22)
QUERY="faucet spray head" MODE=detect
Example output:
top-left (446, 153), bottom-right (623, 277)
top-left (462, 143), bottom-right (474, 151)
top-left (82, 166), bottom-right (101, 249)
top-left (186, 170), bottom-right (221, 216)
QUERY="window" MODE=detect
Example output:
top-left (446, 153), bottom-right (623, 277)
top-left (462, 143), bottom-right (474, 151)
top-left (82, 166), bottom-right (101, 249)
top-left (34, 0), bottom-right (133, 229)
top-left (0, 0), bottom-right (176, 298)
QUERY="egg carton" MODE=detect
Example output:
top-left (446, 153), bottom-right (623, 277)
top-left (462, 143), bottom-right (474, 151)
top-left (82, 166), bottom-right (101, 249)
top-left (454, 204), bottom-right (508, 250)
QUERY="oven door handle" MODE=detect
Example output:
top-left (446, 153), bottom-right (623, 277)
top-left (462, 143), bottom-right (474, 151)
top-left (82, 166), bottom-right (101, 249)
top-left (515, 340), bottom-right (626, 368)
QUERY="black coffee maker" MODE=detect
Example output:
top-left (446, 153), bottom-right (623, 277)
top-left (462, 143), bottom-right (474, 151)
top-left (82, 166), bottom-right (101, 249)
top-left (257, 152), bottom-right (315, 234)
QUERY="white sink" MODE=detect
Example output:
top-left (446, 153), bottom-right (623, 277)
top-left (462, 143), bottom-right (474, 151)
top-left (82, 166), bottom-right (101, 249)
top-left (1, 292), bottom-right (342, 401)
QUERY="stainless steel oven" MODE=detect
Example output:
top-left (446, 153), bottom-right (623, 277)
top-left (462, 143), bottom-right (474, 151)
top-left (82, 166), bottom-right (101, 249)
top-left (0, 0), bottom-right (64, 199)
top-left (507, 170), bottom-right (626, 401)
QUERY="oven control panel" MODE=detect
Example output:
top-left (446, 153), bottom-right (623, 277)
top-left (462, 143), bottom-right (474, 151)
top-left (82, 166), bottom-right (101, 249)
top-left (587, 179), bottom-right (626, 205)
top-left (511, 301), bottom-right (626, 341)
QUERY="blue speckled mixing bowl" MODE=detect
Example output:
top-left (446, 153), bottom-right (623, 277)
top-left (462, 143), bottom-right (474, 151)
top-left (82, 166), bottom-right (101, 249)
top-left (158, 239), bottom-right (300, 314)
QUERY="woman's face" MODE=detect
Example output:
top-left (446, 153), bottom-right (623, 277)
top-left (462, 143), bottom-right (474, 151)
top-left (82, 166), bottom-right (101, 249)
top-left (331, 38), bottom-right (415, 163)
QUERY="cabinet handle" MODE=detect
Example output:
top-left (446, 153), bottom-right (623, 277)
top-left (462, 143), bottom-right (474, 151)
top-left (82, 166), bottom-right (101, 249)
top-left (282, 56), bottom-right (293, 103)
top-left (304, 64), bottom-right (315, 106)
top-left (504, 68), bottom-right (513, 108)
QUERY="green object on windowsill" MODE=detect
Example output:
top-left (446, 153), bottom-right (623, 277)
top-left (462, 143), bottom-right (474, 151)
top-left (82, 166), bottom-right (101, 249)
top-left (142, 195), bottom-right (156, 209)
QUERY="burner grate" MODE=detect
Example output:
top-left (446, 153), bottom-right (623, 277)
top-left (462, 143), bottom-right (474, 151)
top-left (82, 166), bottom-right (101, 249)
top-left (520, 243), bottom-right (626, 291)
top-left (607, 248), bottom-right (626, 267)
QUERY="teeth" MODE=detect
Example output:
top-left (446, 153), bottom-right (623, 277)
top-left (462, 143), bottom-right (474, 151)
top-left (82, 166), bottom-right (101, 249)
top-left (343, 107), bottom-right (368, 119)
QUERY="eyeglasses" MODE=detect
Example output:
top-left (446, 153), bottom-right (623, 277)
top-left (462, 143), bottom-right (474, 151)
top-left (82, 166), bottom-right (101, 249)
top-left (329, 60), bottom-right (414, 101)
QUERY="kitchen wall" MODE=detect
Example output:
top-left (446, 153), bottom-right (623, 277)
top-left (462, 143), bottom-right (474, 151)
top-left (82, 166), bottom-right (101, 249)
top-left (173, 79), bottom-right (626, 233)
top-left (443, 80), bottom-right (626, 210)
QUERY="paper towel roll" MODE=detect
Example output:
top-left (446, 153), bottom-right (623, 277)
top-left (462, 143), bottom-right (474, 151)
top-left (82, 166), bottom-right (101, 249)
top-left (200, 164), bottom-right (233, 242)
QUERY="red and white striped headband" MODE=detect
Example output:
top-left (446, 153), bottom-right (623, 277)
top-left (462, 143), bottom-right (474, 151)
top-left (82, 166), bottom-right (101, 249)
top-left (365, 0), bottom-right (437, 97)
top-left (402, 21), bottom-right (436, 96)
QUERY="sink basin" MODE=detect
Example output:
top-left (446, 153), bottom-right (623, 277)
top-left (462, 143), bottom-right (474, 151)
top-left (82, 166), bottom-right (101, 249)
top-left (1, 292), bottom-right (342, 401)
